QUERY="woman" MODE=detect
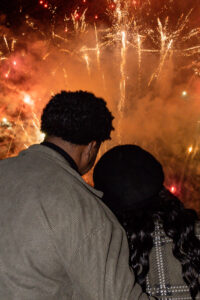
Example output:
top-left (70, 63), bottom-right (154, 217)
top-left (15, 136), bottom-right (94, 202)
top-left (93, 145), bottom-right (200, 300)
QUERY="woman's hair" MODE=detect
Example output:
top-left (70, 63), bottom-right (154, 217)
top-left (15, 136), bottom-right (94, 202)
top-left (119, 189), bottom-right (200, 299)
top-left (93, 145), bottom-right (200, 299)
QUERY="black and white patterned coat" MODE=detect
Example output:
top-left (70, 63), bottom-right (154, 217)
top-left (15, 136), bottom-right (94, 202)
top-left (146, 221), bottom-right (200, 300)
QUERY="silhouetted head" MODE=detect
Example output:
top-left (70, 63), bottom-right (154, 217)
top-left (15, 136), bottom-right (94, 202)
top-left (41, 90), bottom-right (114, 174)
top-left (41, 90), bottom-right (114, 145)
top-left (93, 144), bottom-right (164, 214)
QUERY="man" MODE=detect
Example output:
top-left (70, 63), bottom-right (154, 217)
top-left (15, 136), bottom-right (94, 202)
top-left (0, 91), bottom-right (154, 299)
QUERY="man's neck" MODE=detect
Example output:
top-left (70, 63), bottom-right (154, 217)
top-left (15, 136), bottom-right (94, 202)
top-left (42, 140), bottom-right (80, 174)
top-left (44, 136), bottom-right (85, 173)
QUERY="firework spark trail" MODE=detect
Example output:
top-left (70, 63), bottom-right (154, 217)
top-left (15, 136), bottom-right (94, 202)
top-left (116, 30), bottom-right (127, 143)
top-left (158, 18), bottom-right (173, 75)
top-left (25, 15), bottom-right (46, 37)
top-left (0, 56), bottom-right (7, 61)
top-left (147, 10), bottom-right (200, 86)
top-left (94, 24), bottom-right (106, 91)
top-left (20, 122), bottom-right (34, 146)
top-left (137, 34), bottom-right (142, 94)
top-left (14, 112), bottom-right (44, 149)
top-left (4, 97), bottom-right (43, 156)
top-left (71, 9), bottom-right (88, 33)
top-left (114, 0), bottom-right (122, 24)
top-left (6, 107), bottom-right (23, 158)
top-left (179, 120), bottom-right (200, 195)
top-left (11, 39), bottom-right (17, 52)
top-left (183, 45), bottom-right (200, 53)
top-left (118, 30), bottom-right (126, 112)
top-left (31, 112), bottom-right (46, 142)
top-left (148, 19), bottom-right (174, 86)
top-left (94, 24), bottom-right (100, 69)
top-left (80, 42), bottom-right (99, 79)
top-left (83, 53), bottom-right (91, 76)
top-left (3, 35), bottom-right (10, 52)
top-left (105, 0), bottom-right (131, 115)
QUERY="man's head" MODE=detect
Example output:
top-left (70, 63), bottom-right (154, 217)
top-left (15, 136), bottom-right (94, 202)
top-left (41, 90), bottom-right (114, 174)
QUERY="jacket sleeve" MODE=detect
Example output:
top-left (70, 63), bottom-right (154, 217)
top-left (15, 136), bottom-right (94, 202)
top-left (68, 220), bottom-right (155, 300)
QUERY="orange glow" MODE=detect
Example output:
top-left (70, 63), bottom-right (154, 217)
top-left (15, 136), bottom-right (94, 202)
top-left (23, 94), bottom-right (33, 106)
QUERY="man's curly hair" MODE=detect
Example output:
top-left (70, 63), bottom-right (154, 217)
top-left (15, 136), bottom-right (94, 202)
top-left (41, 90), bottom-right (114, 145)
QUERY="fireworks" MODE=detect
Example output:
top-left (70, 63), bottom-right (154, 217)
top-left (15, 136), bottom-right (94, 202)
top-left (0, 0), bottom-right (200, 211)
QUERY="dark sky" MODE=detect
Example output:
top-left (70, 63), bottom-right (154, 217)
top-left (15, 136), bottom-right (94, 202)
top-left (1, 0), bottom-right (199, 25)
top-left (0, 0), bottom-right (109, 30)
top-left (0, 0), bottom-right (199, 39)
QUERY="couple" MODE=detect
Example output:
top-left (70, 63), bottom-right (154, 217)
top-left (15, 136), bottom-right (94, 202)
top-left (0, 91), bottom-right (199, 300)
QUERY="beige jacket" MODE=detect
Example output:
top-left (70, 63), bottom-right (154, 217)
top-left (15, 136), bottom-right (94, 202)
top-left (0, 144), bottom-right (154, 300)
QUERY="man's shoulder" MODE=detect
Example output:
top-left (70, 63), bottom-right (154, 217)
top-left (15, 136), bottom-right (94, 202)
top-left (0, 144), bottom-right (118, 237)
top-left (7, 144), bottom-right (101, 198)
top-left (23, 145), bottom-right (117, 233)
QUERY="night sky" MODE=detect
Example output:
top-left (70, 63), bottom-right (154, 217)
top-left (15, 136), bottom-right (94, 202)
top-left (1, 0), bottom-right (200, 31)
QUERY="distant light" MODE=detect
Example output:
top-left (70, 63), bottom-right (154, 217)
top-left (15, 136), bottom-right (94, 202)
top-left (2, 117), bottom-right (8, 124)
top-left (170, 185), bottom-right (176, 194)
top-left (23, 94), bottom-right (33, 105)
top-left (39, 132), bottom-right (46, 142)
top-left (94, 15), bottom-right (98, 20)
top-left (188, 146), bottom-right (193, 154)
top-left (39, 0), bottom-right (43, 4)
top-left (109, 3), bottom-right (116, 9)
top-left (1, 117), bottom-right (11, 127)
top-left (44, 3), bottom-right (48, 8)
top-left (5, 73), bottom-right (9, 78)
top-left (182, 90), bottom-right (187, 97)
top-left (82, 0), bottom-right (87, 3)
top-left (13, 61), bottom-right (17, 66)
top-left (75, 13), bottom-right (80, 20)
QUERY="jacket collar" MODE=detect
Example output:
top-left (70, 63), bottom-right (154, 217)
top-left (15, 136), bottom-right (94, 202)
top-left (41, 141), bottom-right (80, 175)
top-left (22, 144), bottom-right (103, 198)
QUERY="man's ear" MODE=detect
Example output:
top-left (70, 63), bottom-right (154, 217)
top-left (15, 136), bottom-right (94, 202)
top-left (86, 141), bottom-right (97, 157)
